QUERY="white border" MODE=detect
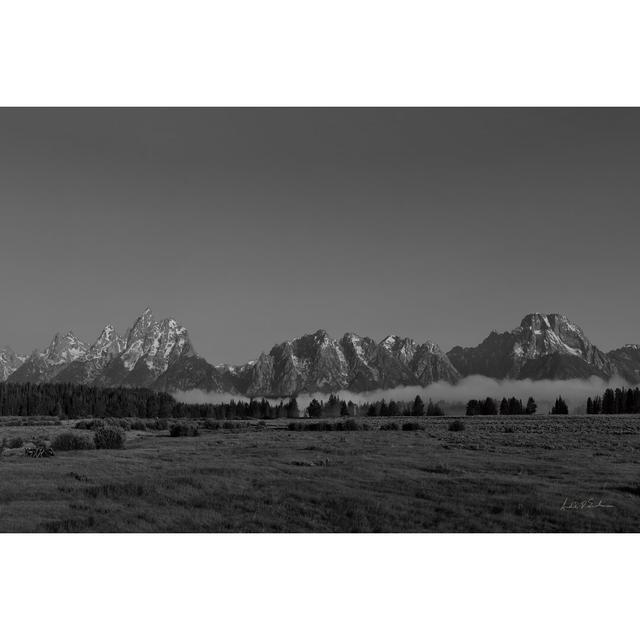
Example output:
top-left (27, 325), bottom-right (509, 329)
top-left (0, 2), bottom-right (638, 638)
top-left (1, 534), bottom-right (638, 639)
top-left (1, 1), bottom-right (640, 105)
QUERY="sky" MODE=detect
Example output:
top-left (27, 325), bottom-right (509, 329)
top-left (0, 108), bottom-right (638, 364)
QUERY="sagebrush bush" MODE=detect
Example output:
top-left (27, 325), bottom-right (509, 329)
top-left (402, 422), bottom-right (425, 431)
top-left (52, 432), bottom-right (96, 451)
top-left (7, 436), bottom-right (24, 449)
top-left (449, 419), bottom-right (465, 432)
top-left (380, 422), bottom-right (400, 431)
top-left (287, 420), bottom-right (371, 432)
top-left (93, 426), bottom-right (126, 449)
top-left (75, 419), bottom-right (105, 430)
top-left (169, 423), bottom-right (200, 438)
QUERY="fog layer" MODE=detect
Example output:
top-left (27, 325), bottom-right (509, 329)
top-left (173, 375), bottom-right (631, 414)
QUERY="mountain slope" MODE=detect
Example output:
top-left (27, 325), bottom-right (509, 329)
top-left (218, 330), bottom-right (460, 397)
top-left (8, 332), bottom-right (89, 383)
top-left (2, 310), bottom-right (637, 393)
top-left (94, 309), bottom-right (194, 387)
top-left (608, 345), bottom-right (640, 384)
top-left (0, 347), bottom-right (28, 382)
top-left (53, 324), bottom-right (126, 384)
top-left (448, 313), bottom-right (615, 380)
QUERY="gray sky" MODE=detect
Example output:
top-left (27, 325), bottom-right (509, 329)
top-left (0, 108), bottom-right (638, 363)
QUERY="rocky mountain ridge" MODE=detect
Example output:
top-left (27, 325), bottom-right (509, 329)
top-left (1, 311), bottom-right (638, 392)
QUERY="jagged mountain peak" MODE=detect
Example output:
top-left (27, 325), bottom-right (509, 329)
top-left (448, 312), bottom-right (614, 381)
top-left (4, 312), bottom-right (638, 391)
top-left (0, 346), bottom-right (28, 382)
top-left (380, 335), bottom-right (418, 349)
top-left (518, 312), bottom-right (581, 335)
top-left (44, 330), bottom-right (89, 363)
top-left (87, 324), bottom-right (125, 358)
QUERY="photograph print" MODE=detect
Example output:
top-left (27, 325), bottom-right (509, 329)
top-left (0, 107), bottom-right (638, 533)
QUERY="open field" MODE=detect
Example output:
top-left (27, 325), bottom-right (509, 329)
top-left (0, 415), bottom-right (639, 532)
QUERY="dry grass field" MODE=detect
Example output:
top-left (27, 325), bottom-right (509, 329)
top-left (0, 415), bottom-right (639, 532)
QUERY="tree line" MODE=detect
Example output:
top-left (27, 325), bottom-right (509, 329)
top-left (2, 381), bottom-right (638, 419)
top-left (466, 396), bottom-right (538, 416)
top-left (0, 382), bottom-right (176, 418)
top-left (0, 384), bottom-right (445, 420)
top-left (586, 387), bottom-right (640, 414)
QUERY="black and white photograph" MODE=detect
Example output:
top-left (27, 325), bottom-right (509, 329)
top-left (1, 3), bottom-right (638, 639)
top-left (1, 107), bottom-right (638, 534)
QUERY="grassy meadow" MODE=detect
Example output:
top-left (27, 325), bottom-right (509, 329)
top-left (0, 415), bottom-right (639, 532)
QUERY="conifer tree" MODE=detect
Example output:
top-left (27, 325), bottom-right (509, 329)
top-left (525, 397), bottom-right (537, 414)
top-left (412, 395), bottom-right (425, 417)
top-left (551, 396), bottom-right (569, 415)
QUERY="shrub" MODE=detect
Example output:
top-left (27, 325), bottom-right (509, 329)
top-left (7, 436), bottom-right (24, 449)
top-left (402, 422), bottom-right (425, 431)
top-left (75, 419), bottom-right (105, 430)
top-left (94, 426), bottom-right (126, 449)
top-left (169, 423), bottom-right (200, 438)
top-left (380, 422), bottom-right (400, 431)
top-left (287, 420), bottom-right (370, 432)
top-left (449, 419), bottom-right (465, 432)
top-left (202, 419), bottom-right (222, 430)
top-left (52, 432), bottom-right (96, 451)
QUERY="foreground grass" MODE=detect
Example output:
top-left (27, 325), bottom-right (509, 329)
top-left (0, 416), bottom-right (639, 532)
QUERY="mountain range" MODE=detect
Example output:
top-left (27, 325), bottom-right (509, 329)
top-left (1, 310), bottom-right (638, 394)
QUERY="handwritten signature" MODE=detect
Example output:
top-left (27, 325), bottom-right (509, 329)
top-left (560, 497), bottom-right (615, 511)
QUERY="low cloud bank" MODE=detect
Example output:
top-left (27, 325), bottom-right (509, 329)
top-left (173, 375), bottom-right (631, 413)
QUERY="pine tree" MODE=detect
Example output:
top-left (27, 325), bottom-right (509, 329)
top-left (426, 400), bottom-right (444, 416)
top-left (592, 395), bottom-right (602, 414)
top-left (412, 395), bottom-right (425, 417)
top-left (551, 396), bottom-right (568, 415)
top-left (324, 394), bottom-right (341, 418)
top-left (483, 397), bottom-right (498, 415)
top-left (466, 400), bottom-right (479, 416)
top-left (602, 388), bottom-right (615, 414)
top-left (286, 397), bottom-right (300, 419)
top-left (499, 398), bottom-right (509, 415)
top-left (525, 397), bottom-right (537, 414)
top-left (307, 399), bottom-right (322, 418)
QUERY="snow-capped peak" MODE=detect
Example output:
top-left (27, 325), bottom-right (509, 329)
top-left (0, 346), bottom-right (28, 381)
top-left (42, 331), bottom-right (89, 365)
top-left (118, 312), bottom-right (192, 373)
top-left (85, 324), bottom-right (125, 362)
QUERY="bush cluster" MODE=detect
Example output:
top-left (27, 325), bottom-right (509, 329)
top-left (401, 422), bottom-right (425, 431)
top-left (169, 423), bottom-right (200, 437)
top-left (93, 426), bottom-right (126, 449)
top-left (52, 432), bottom-right (96, 451)
top-left (0, 416), bottom-right (62, 427)
top-left (75, 419), bottom-right (107, 430)
top-left (448, 420), bottom-right (465, 432)
top-left (287, 420), bottom-right (371, 432)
